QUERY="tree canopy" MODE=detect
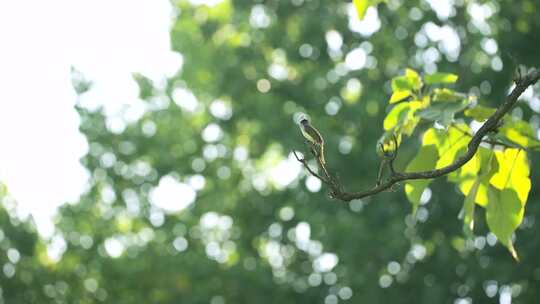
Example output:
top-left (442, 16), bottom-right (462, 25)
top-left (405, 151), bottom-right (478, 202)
top-left (2, 0), bottom-right (540, 303)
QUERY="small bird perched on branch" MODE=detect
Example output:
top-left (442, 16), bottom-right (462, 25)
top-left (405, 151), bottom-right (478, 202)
top-left (298, 116), bottom-right (326, 164)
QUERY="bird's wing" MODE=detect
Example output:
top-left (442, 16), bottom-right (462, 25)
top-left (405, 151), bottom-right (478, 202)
top-left (300, 126), bottom-right (315, 143)
top-left (303, 125), bottom-right (323, 144)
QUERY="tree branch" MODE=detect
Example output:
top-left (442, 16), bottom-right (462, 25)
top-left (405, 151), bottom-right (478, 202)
top-left (296, 68), bottom-right (540, 202)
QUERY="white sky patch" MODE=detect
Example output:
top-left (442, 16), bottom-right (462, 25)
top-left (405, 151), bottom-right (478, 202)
top-left (263, 240), bottom-right (284, 268)
top-left (250, 5), bottom-right (271, 28)
top-left (47, 234), bottom-right (67, 263)
top-left (233, 146), bottom-right (249, 162)
top-left (199, 212), bottom-right (235, 263)
top-left (305, 176), bottom-right (322, 192)
top-left (516, 86), bottom-right (537, 111)
top-left (104, 237), bottom-right (125, 258)
top-left (200, 212), bottom-right (233, 231)
top-left (325, 30), bottom-right (343, 51)
top-left (481, 38), bottom-right (498, 55)
top-left (210, 99), bottom-right (232, 120)
top-left (295, 221), bottom-right (311, 249)
top-left (425, 0), bottom-right (455, 21)
top-left (467, 2), bottom-right (496, 35)
top-left (499, 286), bottom-right (512, 304)
top-left (172, 87), bottom-right (200, 112)
top-left (268, 63), bottom-right (289, 81)
top-left (347, 5), bottom-right (381, 37)
top-left (187, 174), bottom-right (206, 191)
top-left (313, 252), bottom-right (339, 272)
top-left (173, 236), bottom-right (189, 252)
top-left (268, 153), bottom-right (302, 190)
top-left (189, 0), bottom-right (224, 6)
top-left (411, 243), bottom-right (427, 260)
top-left (150, 175), bottom-right (196, 213)
top-left (200, 212), bottom-right (220, 229)
top-left (423, 22), bottom-right (461, 61)
top-left (202, 123), bottom-right (224, 142)
top-left (0, 0), bottom-right (177, 236)
top-left (345, 48), bottom-right (367, 70)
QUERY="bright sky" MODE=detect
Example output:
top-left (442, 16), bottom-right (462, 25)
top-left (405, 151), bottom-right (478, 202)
top-left (0, 0), bottom-right (462, 239)
top-left (0, 0), bottom-right (181, 237)
top-left (0, 0), bottom-right (395, 239)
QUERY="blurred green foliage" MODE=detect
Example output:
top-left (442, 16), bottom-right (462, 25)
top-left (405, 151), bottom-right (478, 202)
top-left (2, 0), bottom-right (540, 303)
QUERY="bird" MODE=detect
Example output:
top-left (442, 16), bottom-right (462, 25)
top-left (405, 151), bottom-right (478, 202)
top-left (299, 117), bottom-right (326, 164)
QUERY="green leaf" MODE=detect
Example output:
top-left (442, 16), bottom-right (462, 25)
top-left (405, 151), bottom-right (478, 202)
top-left (391, 69), bottom-right (422, 92)
top-left (405, 69), bottom-right (422, 91)
top-left (383, 101), bottom-right (423, 135)
top-left (353, 0), bottom-right (370, 20)
top-left (417, 100), bottom-right (469, 127)
top-left (484, 148), bottom-right (530, 260)
top-left (455, 147), bottom-right (497, 207)
top-left (464, 105), bottom-right (497, 121)
top-left (432, 88), bottom-right (466, 102)
top-left (500, 119), bottom-right (540, 148)
top-left (489, 148), bottom-right (531, 204)
top-left (422, 125), bottom-right (469, 182)
top-left (486, 188), bottom-right (522, 260)
top-left (383, 103), bottom-right (410, 131)
top-left (404, 145), bottom-right (438, 213)
top-left (425, 72), bottom-right (458, 85)
top-left (389, 90), bottom-right (412, 104)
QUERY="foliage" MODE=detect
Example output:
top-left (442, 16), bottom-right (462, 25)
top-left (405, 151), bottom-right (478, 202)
top-left (382, 69), bottom-right (533, 258)
top-left (2, 0), bottom-right (540, 303)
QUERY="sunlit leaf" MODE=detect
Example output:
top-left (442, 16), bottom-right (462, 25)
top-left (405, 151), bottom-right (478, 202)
top-left (389, 90), bottom-right (412, 104)
top-left (405, 68), bottom-right (422, 91)
top-left (425, 72), bottom-right (458, 85)
top-left (459, 180), bottom-right (489, 207)
top-left (383, 101), bottom-right (424, 135)
top-left (455, 148), bottom-right (497, 207)
top-left (391, 69), bottom-right (422, 92)
top-left (432, 88), bottom-right (466, 102)
top-left (500, 119), bottom-right (540, 148)
top-left (490, 148), bottom-right (531, 204)
top-left (422, 125), bottom-right (469, 170)
top-left (404, 145), bottom-right (438, 213)
top-left (353, 0), bottom-right (370, 20)
top-left (384, 103), bottom-right (409, 131)
top-left (435, 125), bottom-right (469, 169)
top-left (482, 148), bottom-right (530, 260)
top-left (464, 105), bottom-right (497, 121)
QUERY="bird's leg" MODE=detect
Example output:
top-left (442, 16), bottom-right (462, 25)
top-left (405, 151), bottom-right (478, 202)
top-left (376, 143), bottom-right (388, 186)
top-left (376, 159), bottom-right (387, 186)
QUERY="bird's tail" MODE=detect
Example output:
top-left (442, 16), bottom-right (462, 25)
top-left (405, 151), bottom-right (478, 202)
top-left (319, 144), bottom-right (326, 165)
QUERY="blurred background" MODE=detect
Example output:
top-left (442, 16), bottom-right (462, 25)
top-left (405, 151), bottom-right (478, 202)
top-left (0, 0), bottom-right (539, 303)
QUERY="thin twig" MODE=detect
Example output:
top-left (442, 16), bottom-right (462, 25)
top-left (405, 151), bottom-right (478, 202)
top-left (293, 150), bottom-right (330, 184)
